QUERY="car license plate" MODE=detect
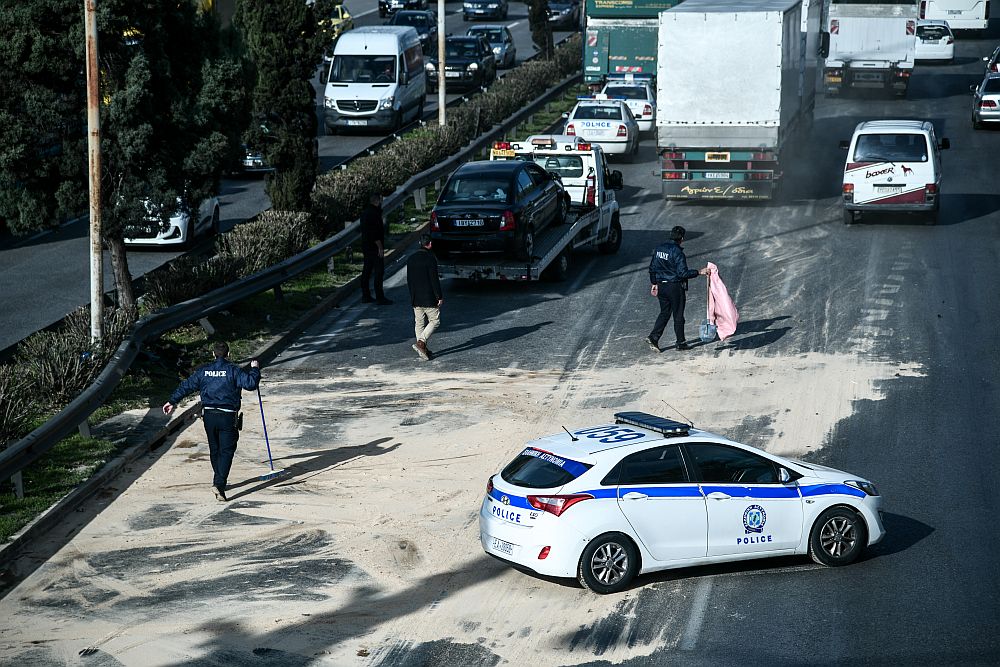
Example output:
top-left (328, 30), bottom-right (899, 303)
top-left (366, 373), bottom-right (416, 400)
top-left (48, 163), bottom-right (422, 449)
top-left (948, 8), bottom-right (962, 13)
top-left (445, 71), bottom-right (461, 78)
top-left (347, 119), bottom-right (367, 126)
top-left (490, 536), bottom-right (514, 555)
top-left (454, 219), bottom-right (484, 227)
top-left (705, 172), bottom-right (730, 179)
top-left (491, 149), bottom-right (515, 158)
top-left (874, 185), bottom-right (904, 194)
top-left (705, 152), bottom-right (730, 162)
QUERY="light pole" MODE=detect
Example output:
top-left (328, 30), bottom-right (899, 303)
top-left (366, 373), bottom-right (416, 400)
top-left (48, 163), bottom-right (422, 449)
top-left (437, 0), bottom-right (446, 125)
top-left (84, 0), bottom-right (103, 341)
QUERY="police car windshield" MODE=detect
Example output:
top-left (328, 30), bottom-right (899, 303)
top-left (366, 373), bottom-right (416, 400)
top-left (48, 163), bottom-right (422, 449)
top-left (439, 175), bottom-right (511, 203)
top-left (501, 449), bottom-right (592, 489)
top-left (532, 155), bottom-right (584, 178)
top-left (605, 86), bottom-right (646, 100)
top-left (575, 105), bottom-right (623, 121)
top-left (852, 133), bottom-right (929, 163)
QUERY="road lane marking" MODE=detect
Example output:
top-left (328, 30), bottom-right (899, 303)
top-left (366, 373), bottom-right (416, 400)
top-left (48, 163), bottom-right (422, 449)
top-left (679, 577), bottom-right (712, 651)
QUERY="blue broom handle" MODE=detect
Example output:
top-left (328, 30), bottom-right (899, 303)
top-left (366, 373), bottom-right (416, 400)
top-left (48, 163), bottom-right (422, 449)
top-left (257, 385), bottom-right (275, 471)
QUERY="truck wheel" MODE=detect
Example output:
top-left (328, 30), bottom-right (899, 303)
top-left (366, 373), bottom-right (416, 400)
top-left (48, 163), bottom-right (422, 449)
top-left (516, 226), bottom-right (535, 262)
top-left (842, 209), bottom-right (858, 225)
top-left (598, 217), bottom-right (622, 254)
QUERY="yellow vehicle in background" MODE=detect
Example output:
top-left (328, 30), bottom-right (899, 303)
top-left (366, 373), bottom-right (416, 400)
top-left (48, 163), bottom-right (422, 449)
top-left (319, 2), bottom-right (355, 52)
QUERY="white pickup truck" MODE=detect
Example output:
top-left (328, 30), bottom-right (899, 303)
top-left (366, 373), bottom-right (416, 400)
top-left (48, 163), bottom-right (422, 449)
top-left (432, 135), bottom-right (624, 282)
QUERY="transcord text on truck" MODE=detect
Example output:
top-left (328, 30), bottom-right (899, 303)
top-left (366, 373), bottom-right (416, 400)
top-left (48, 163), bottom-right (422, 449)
top-left (656, 0), bottom-right (821, 201)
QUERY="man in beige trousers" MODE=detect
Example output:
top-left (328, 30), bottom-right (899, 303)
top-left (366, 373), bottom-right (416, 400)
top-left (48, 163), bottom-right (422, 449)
top-left (406, 235), bottom-right (443, 361)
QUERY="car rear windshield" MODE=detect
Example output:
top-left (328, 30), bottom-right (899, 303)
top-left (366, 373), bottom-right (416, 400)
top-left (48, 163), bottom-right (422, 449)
top-left (983, 79), bottom-right (1000, 93)
top-left (853, 133), bottom-right (929, 163)
top-left (439, 174), bottom-right (511, 203)
top-left (574, 105), bottom-right (623, 121)
top-left (605, 86), bottom-right (647, 100)
top-left (394, 13), bottom-right (429, 27)
top-left (532, 154), bottom-right (584, 178)
top-left (917, 25), bottom-right (950, 40)
top-left (501, 448), bottom-right (592, 489)
top-left (471, 29), bottom-right (505, 43)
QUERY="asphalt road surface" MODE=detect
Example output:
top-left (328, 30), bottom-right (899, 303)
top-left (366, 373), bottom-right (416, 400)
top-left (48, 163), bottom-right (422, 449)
top-left (0, 0), bottom-right (576, 352)
top-left (1, 22), bottom-right (999, 667)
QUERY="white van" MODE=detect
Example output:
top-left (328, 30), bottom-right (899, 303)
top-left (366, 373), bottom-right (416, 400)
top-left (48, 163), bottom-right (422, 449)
top-left (322, 26), bottom-right (426, 133)
top-left (839, 120), bottom-right (950, 225)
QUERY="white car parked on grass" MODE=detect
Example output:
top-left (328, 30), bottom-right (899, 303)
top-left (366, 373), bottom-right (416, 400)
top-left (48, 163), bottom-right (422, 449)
top-left (480, 411), bottom-right (886, 593)
top-left (563, 96), bottom-right (640, 158)
top-left (123, 196), bottom-right (221, 248)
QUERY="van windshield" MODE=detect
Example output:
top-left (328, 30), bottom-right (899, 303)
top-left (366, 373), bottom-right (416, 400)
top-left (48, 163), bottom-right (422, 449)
top-left (329, 55), bottom-right (397, 83)
top-left (853, 133), bottom-right (929, 163)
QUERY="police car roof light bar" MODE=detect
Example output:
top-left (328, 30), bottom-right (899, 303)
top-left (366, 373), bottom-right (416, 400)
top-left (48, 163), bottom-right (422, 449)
top-left (614, 412), bottom-right (690, 437)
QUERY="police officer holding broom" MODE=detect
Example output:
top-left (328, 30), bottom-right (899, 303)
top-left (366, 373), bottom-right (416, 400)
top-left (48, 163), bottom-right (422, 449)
top-left (646, 226), bottom-right (709, 352)
top-left (162, 342), bottom-right (260, 502)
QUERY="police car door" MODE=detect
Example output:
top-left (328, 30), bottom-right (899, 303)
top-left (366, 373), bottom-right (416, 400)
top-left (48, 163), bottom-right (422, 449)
top-left (614, 444), bottom-right (708, 562)
top-left (686, 443), bottom-right (803, 558)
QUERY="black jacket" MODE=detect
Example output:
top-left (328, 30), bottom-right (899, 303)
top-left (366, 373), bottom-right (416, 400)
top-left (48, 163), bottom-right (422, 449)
top-left (407, 247), bottom-right (443, 307)
top-left (169, 357), bottom-right (260, 411)
top-left (360, 203), bottom-right (384, 251)
top-left (649, 241), bottom-right (698, 285)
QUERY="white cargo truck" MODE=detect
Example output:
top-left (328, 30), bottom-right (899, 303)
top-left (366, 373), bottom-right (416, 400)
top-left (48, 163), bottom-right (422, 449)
top-left (821, 0), bottom-right (918, 97)
top-left (655, 0), bottom-right (821, 201)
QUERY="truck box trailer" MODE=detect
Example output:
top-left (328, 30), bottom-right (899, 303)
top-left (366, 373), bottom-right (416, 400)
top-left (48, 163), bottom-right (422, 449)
top-left (583, 0), bottom-right (683, 85)
top-left (655, 0), bottom-right (820, 201)
top-left (822, 1), bottom-right (918, 96)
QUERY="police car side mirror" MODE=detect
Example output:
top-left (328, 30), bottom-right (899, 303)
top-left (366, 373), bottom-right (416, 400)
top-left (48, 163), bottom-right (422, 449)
top-left (779, 468), bottom-right (792, 484)
top-left (984, 56), bottom-right (990, 62)
top-left (610, 170), bottom-right (624, 190)
top-left (838, 140), bottom-right (849, 150)
top-left (939, 138), bottom-right (951, 150)
top-left (970, 84), bottom-right (978, 93)
top-left (561, 112), bottom-right (569, 119)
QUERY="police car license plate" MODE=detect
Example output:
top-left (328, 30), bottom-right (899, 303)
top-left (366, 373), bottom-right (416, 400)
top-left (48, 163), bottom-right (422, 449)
top-left (454, 219), bottom-right (484, 227)
top-left (347, 119), bottom-right (367, 126)
top-left (705, 172), bottom-right (730, 179)
top-left (490, 536), bottom-right (514, 555)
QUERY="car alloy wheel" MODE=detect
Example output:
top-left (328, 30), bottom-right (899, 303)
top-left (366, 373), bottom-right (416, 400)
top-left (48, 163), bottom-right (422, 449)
top-left (516, 227), bottom-right (534, 261)
top-left (578, 533), bottom-right (639, 593)
top-left (809, 507), bottom-right (867, 566)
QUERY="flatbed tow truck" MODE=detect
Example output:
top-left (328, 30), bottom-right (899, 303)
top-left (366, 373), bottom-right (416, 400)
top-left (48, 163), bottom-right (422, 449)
top-left (436, 135), bottom-right (625, 281)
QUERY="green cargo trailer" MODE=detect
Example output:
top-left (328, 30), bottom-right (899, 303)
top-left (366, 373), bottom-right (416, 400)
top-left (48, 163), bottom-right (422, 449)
top-left (583, 0), bottom-right (682, 85)
top-left (585, 0), bottom-right (681, 19)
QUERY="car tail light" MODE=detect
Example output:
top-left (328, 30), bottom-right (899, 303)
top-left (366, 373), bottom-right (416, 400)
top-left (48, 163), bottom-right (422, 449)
top-left (486, 477), bottom-right (494, 495)
top-left (664, 171), bottom-right (687, 180)
top-left (906, 20), bottom-right (915, 35)
top-left (566, 123), bottom-right (575, 135)
top-left (577, 142), bottom-right (591, 150)
top-left (826, 68), bottom-right (843, 78)
top-left (925, 183), bottom-right (938, 194)
top-left (538, 546), bottom-right (551, 560)
top-left (751, 152), bottom-right (773, 161)
top-left (616, 125), bottom-right (627, 137)
top-left (527, 494), bottom-right (593, 517)
top-left (830, 19), bottom-right (839, 35)
top-left (493, 141), bottom-right (511, 150)
top-left (843, 183), bottom-right (854, 194)
top-left (642, 104), bottom-right (653, 116)
top-left (946, 36), bottom-right (954, 45)
top-left (499, 210), bottom-right (515, 231)
top-left (919, 0), bottom-right (926, 18)
top-left (748, 172), bottom-right (772, 180)
top-left (430, 210), bottom-right (440, 231)
top-left (585, 175), bottom-right (596, 206)
top-left (980, 99), bottom-right (997, 108)
top-left (663, 152), bottom-right (684, 160)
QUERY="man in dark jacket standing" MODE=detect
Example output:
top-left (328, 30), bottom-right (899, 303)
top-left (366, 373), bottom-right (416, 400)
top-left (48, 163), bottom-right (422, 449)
top-left (406, 235), bottom-right (443, 361)
top-left (162, 342), bottom-right (261, 501)
top-left (360, 192), bottom-right (392, 305)
top-left (647, 226), bottom-right (709, 352)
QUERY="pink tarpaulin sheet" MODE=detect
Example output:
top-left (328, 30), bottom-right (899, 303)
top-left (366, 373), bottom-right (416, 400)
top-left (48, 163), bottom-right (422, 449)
top-left (706, 262), bottom-right (739, 341)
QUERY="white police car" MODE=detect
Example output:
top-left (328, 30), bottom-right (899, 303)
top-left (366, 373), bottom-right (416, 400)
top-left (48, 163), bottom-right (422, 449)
top-left (563, 96), bottom-right (640, 158)
top-left (601, 74), bottom-right (656, 133)
top-left (480, 412), bottom-right (885, 593)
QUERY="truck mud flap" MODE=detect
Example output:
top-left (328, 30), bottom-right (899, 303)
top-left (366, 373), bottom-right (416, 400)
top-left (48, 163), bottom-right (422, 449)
top-left (661, 180), bottom-right (774, 201)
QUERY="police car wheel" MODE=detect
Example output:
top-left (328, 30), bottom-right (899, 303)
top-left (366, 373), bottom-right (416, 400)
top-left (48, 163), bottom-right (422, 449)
top-left (578, 533), bottom-right (639, 594)
top-left (808, 507), bottom-right (867, 567)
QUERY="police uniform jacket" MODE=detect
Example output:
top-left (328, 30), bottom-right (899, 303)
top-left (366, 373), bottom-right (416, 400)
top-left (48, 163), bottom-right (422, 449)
top-left (169, 358), bottom-right (260, 411)
top-left (649, 241), bottom-right (699, 285)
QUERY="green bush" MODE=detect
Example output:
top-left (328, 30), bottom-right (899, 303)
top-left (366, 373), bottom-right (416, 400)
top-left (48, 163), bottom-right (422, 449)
top-left (0, 364), bottom-right (35, 449)
top-left (216, 210), bottom-right (321, 275)
top-left (142, 253), bottom-right (245, 310)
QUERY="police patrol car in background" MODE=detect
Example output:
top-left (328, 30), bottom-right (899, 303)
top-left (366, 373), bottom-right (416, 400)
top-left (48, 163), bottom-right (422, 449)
top-left (563, 95), bottom-right (641, 159)
top-left (480, 412), bottom-right (885, 593)
top-left (601, 73), bottom-right (656, 133)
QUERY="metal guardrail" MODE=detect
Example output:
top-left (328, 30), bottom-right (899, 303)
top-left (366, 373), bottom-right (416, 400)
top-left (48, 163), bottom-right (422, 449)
top-left (0, 68), bottom-right (583, 484)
